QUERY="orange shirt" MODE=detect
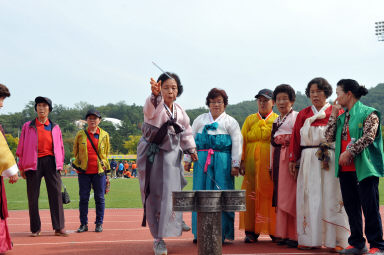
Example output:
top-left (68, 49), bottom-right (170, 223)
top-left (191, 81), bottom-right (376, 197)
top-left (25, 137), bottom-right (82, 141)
top-left (132, 163), bottom-right (137, 169)
top-left (86, 128), bottom-right (100, 174)
top-left (36, 118), bottom-right (54, 158)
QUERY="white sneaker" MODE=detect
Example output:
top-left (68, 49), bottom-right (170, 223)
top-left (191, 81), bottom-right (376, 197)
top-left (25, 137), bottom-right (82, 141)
top-left (182, 221), bottom-right (191, 232)
top-left (153, 239), bottom-right (167, 255)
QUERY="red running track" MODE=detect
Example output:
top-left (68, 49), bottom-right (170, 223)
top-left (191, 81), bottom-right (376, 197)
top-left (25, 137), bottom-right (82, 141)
top-left (5, 207), bottom-right (384, 255)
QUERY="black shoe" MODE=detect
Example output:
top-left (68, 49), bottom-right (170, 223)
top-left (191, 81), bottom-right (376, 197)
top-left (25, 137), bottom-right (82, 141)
top-left (244, 235), bottom-right (257, 243)
top-left (286, 240), bottom-right (298, 248)
top-left (95, 224), bottom-right (103, 232)
top-left (77, 224), bottom-right (88, 233)
top-left (193, 238), bottom-right (197, 244)
top-left (277, 238), bottom-right (288, 245)
top-left (244, 231), bottom-right (259, 243)
top-left (270, 235), bottom-right (278, 242)
top-left (252, 232), bottom-right (260, 240)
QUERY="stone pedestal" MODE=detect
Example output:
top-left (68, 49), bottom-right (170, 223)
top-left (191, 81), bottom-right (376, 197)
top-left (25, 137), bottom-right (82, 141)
top-left (196, 190), bottom-right (222, 255)
top-left (197, 212), bottom-right (222, 255)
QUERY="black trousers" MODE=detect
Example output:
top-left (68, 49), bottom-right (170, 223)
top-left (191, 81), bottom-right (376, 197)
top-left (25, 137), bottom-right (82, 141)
top-left (339, 171), bottom-right (384, 249)
top-left (25, 156), bottom-right (65, 233)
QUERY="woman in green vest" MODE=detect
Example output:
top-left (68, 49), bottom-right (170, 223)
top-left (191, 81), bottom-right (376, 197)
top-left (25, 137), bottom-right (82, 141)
top-left (325, 79), bottom-right (384, 255)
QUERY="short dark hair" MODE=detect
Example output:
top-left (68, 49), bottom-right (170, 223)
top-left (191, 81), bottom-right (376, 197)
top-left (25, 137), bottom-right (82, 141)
top-left (272, 84), bottom-right (296, 102)
top-left (205, 88), bottom-right (228, 107)
top-left (157, 72), bottom-right (183, 97)
top-left (0, 83), bottom-right (11, 98)
top-left (337, 79), bottom-right (368, 99)
top-left (305, 77), bottom-right (333, 98)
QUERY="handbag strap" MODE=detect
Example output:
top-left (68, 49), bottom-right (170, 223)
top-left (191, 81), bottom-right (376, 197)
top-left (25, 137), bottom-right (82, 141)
top-left (84, 129), bottom-right (104, 167)
top-left (84, 129), bottom-right (109, 177)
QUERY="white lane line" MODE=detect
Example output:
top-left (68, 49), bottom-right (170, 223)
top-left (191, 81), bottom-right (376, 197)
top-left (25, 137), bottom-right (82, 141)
top-left (8, 193), bottom-right (94, 204)
top-left (8, 215), bottom-right (147, 220)
top-left (13, 239), bottom-right (338, 255)
top-left (12, 236), bottom-right (334, 254)
top-left (10, 228), bottom-right (149, 234)
top-left (226, 254), bottom-right (334, 255)
top-left (8, 220), bottom-right (141, 226)
top-left (8, 214), bottom-right (147, 218)
top-left (14, 238), bottom-right (192, 246)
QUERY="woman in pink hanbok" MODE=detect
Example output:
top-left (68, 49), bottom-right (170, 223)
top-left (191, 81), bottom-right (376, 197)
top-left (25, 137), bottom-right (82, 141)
top-left (270, 84), bottom-right (298, 247)
top-left (137, 72), bottom-right (198, 255)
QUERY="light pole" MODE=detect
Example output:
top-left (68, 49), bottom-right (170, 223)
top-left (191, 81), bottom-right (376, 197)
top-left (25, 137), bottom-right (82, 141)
top-left (375, 21), bottom-right (384, 41)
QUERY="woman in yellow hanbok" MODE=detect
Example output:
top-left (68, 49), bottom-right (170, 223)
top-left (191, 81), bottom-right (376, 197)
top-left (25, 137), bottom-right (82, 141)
top-left (239, 89), bottom-right (278, 243)
top-left (0, 83), bottom-right (19, 253)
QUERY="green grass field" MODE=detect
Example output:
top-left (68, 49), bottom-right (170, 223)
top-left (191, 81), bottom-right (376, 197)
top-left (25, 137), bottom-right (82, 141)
top-left (3, 176), bottom-right (384, 210)
top-left (3, 176), bottom-right (245, 210)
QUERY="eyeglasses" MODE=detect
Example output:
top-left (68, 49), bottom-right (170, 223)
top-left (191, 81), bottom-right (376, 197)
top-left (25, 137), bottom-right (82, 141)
top-left (209, 101), bottom-right (224, 105)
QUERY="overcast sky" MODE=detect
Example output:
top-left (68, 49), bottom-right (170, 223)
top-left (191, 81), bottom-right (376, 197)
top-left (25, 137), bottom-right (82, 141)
top-left (1, 0), bottom-right (383, 114)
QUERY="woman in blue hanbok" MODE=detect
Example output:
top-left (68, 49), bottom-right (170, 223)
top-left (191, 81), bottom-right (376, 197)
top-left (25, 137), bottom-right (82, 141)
top-left (184, 88), bottom-right (242, 243)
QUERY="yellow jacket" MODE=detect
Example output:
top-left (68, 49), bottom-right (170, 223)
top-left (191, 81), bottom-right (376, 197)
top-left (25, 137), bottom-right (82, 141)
top-left (73, 128), bottom-right (111, 174)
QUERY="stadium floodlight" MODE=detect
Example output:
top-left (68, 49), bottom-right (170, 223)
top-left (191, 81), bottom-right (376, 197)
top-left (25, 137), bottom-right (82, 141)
top-left (375, 21), bottom-right (384, 41)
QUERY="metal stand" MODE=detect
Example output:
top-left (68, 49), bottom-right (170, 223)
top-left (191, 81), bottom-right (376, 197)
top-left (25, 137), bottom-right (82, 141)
top-left (173, 190), bottom-right (246, 255)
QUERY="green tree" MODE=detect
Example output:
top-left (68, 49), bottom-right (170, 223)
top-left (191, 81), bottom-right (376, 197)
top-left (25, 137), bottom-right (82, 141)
top-left (5, 134), bottom-right (19, 156)
top-left (1, 83), bottom-right (383, 161)
top-left (123, 135), bottom-right (141, 154)
top-left (361, 83), bottom-right (384, 115)
top-left (62, 132), bottom-right (75, 163)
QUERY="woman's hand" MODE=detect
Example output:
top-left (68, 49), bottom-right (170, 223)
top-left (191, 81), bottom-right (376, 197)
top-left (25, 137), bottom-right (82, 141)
top-left (332, 100), bottom-right (342, 118)
top-left (339, 150), bottom-right (353, 166)
top-left (231, 167), bottom-right (239, 177)
top-left (184, 162), bottom-right (192, 172)
top-left (289, 162), bottom-right (299, 180)
top-left (239, 160), bottom-right (245, 176)
top-left (19, 169), bottom-right (26, 179)
top-left (289, 162), bottom-right (295, 176)
top-left (191, 152), bottom-right (198, 162)
top-left (150, 78), bottom-right (161, 96)
top-left (9, 174), bottom-right (18, 184)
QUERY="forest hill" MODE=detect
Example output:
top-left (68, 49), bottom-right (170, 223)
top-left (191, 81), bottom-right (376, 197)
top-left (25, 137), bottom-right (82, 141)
top-left (1, 84), bottom-right (383, 163)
